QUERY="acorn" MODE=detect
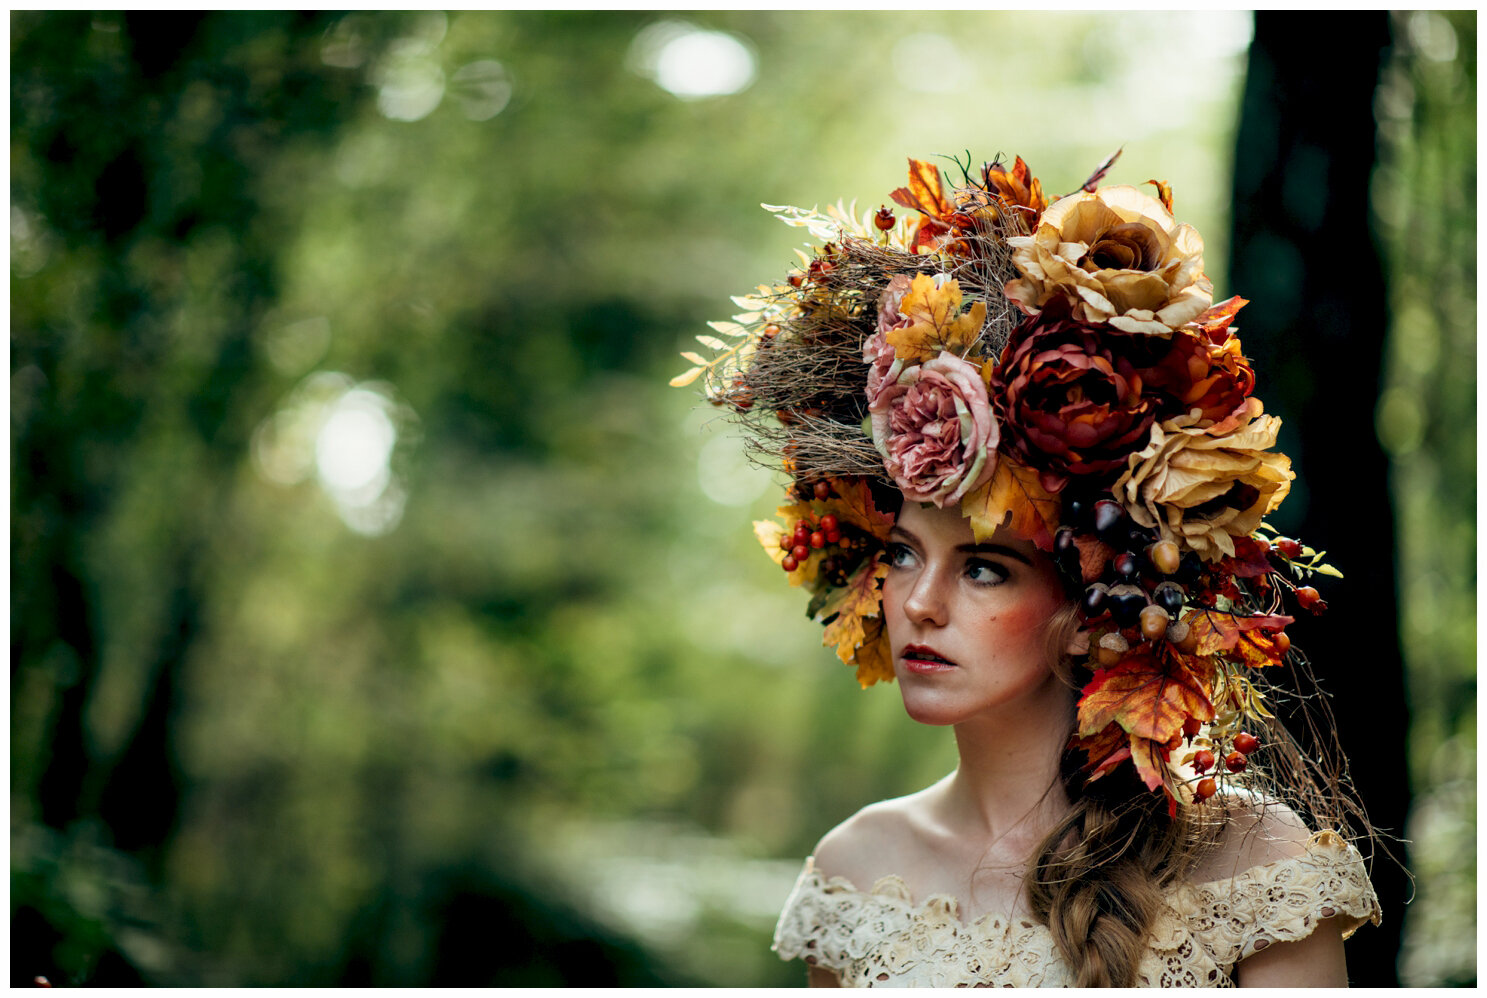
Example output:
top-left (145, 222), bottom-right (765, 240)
top-left (1139, 604), bottom-right (1171, 641)
top-left (1096, 632), bottom-right (1130, 667)
top-left (1149, 539), bottom-right (1182, 575)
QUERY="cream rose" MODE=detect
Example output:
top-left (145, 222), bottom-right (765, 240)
top-left (1114, 398), bottom-right (1293, 561)
top-left (1005, 185), bottom-right (1213, 335)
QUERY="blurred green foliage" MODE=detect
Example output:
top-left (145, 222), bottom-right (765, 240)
top-left (9, 10), bottom-right (1471, 987)
top-left (1371, 11), bottom-right (1477, 987)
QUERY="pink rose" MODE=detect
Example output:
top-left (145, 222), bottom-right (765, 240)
top-left (862, 331), bottom-right (902, 409)
top-left (869, 350), bottom-right (999, 506)
top-left (864, 275), bottom-right (916, 406)
top-left (876, 274), bottom-right (915, 336)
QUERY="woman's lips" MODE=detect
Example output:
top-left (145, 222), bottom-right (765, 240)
top-left (901, 644), bottom-right (957, 674)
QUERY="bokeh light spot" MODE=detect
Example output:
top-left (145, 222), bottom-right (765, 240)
top-left (696, 433), bottom-right (773, 507)
top-left (630, 21), bottom-right (756, 99)
top-left (374, 38), bottom-right (446, 122)
top-left (316, 388), bottom-right (397, 498)
top-left (449, 60), bottom-right (513, 121)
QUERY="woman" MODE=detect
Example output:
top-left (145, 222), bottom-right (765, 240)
top-left (676, 153), bottom-right (1380, 986)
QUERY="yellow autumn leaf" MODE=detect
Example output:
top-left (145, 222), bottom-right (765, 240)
top-left (820, 556), bottom-right (888, 662)
top-left (959, 458), bottom-right (1061, 551)
top-left (852, 616), bottom-right (896, 688)
top-left (885, 274), bottom-right (988, 362)
top-left (824, 478), bottom-right (895, 542)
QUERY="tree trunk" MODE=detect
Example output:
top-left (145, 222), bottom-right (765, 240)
top-left (1229, 12), bottom-right (1407, 986)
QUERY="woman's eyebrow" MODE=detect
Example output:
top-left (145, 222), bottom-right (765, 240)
top-left (958, 542), bottom-right (1033, 566)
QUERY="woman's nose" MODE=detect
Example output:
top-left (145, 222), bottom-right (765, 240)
top-left (902, 566), bottom-right (949, 627)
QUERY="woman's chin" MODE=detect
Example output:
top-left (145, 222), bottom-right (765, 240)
top-left (897, 688), bottom-right (968, 727)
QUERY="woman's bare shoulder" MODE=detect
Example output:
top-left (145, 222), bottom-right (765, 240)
top-left (1190, 790), bottom-right (1317, 882)
top-left (811, 780), bottom-right (947, 889)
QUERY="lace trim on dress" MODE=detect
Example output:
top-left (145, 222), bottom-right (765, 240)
top-left (772, 830), bottom-right (1380, 987)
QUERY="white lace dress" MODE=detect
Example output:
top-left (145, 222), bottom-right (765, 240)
top-left (773, 830), bottom-right (1380, 987)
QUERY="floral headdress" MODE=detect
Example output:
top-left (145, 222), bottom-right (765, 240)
top-left (675, 153), bottom-right (1341, 811)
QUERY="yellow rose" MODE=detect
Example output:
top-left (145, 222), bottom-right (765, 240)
top-left (1004, 186), bottom-right (1213, 335)
top-left (1114, 398), bottom-right (1293, 561)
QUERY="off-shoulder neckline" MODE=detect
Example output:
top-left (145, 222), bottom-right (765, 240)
top-left (798, 828), bottom-right (1357, 928)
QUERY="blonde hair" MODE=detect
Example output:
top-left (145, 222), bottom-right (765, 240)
top-left (1028, 600), bottom-right (1209, 987)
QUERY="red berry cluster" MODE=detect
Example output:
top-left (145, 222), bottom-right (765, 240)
top-left (779, 513), bottom-right (844, 572)
top-left (1190, 729), bottom-right (1261, 802)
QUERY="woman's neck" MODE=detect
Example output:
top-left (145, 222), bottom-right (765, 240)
top-left (942, 679), bottom-right (1075, 849)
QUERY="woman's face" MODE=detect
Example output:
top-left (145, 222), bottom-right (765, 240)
top-left (883, 501), bottom-right (1074, 728)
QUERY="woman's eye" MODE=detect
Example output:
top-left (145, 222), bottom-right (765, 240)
top-left (886, 542), bottom-right (915, 568)
top-left (966, 559), bottom-right (1009, 585)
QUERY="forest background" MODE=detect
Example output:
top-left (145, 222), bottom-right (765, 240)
top-left (10, 11), bottom-right (1475, 987)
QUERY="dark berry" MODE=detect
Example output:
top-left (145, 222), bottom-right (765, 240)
top-left (813, 481), bottom-right (832, 500)
top-left (1175, 551), bottom-right (1203, 584)
top-left (1153, 581), bottom-right (1185, 616)
top-left (1082, 583), bottom-right (1110, 617)
top-left (1093, 499), bottom-right (1126, 536)
top-left (1055, 526), bottom-right (1077, 555)
top-left (1109, 585), bottom-right (1147, 628)
top-left (1113, 552), bottom-right (1139, 580)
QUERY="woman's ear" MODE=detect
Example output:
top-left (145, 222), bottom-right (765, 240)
top-left (1065, 626), bottom-right (1091, 657)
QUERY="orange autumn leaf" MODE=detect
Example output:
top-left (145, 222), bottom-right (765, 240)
top-left (820, 555), bottom-right (888, 664)
top-left (1077, 644), bottom-right (1215, 745)
top-left (852, 616), bottom-right (895, 688)
top-left (1130, 733), bottom-right (1179, 794)
top-left (1145, 178), bottom-right (1174, 214)
top-left (1071, 721), bottom-right (1130, 781)
top-left (1184, 609), bottom-right (1293, 664)
top-left (1191, 295), bottom-right (1249, 344)
top-left (960, 457), bottom-right (1061, 551)
top-left (1218, 535), bottom-right (1274, 579)
top-left (982, 155), bottom-right (1048, 223)
top-left (885, 274), bottom-right (987, 362)
top-left (826, 478), bottom-right (895, 542)
top-left (890, 158), bottom-right (952, 221)
top-left (1072, 534), bottom-right (1117, 584)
